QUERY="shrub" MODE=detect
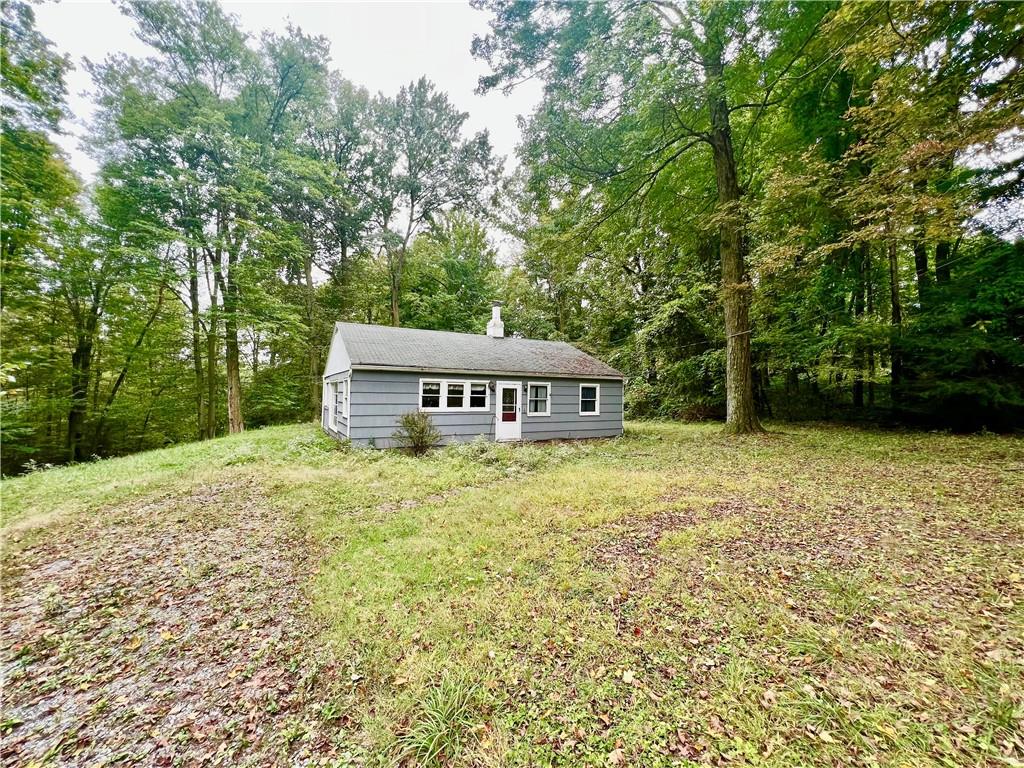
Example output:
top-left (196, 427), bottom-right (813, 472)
top-left (392, 411), bottom-right (441, 456)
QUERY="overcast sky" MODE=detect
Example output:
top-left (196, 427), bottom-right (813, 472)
top-left (35, 0), bottom-right (543, 183)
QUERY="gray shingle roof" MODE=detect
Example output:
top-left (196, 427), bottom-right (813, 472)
top-left (336, 323), bottom-right (623, 379)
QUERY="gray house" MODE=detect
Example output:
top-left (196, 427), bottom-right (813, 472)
top-left (322, 305), bottom-right (624, 448)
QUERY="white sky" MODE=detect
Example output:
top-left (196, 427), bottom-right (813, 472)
top-left (35, 0), bottom-right (542, 183)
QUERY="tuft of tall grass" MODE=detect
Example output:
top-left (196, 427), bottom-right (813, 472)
top-left (397, 675), bottom-right (479, 767)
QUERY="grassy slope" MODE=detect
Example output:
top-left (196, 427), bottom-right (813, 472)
top-left (3, 422), bottom-right (1023, 766)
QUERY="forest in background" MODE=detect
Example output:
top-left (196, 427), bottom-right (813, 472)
top-left (2, 0), bottom-right (1022, 474)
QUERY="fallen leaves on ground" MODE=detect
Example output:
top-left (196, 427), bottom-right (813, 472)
top-left (1, 479), bottom-right (353, 767)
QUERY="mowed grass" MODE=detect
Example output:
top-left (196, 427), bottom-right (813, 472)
top-left (3, 422), bottom-right (1023, 766)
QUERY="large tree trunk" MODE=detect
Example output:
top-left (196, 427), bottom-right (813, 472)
top-left (47, 298), bottom-right (58, 444)
top-left (92, 287), bottom-right (165, 454)
top-left (224, 324), bottom-right (243, 433)
top-left (67, 334), bottom-right (93, 462)
top-left (852, 242), bottom-right (868, 409)
top-left (224, 287), bottom-right (244, 435)
top-left (866, 247), bottom-right (876, 407)
top-left (205, 318), bottom-right (218, 439)
top-left (305, 250), bottom-right (320, 420)
top-left (703, 45), bottom-right (763, 434)
top-left (888, 238), bottom-right (903, 402)
top-left (933, 152), bottom-right (955, 286)
top-left (911, 180), bottom-right (931, 306)
top-left (389, 211), bottom-right (416, 327)
top-left (91, 347), bottom-right (102, 411)
top-left (388, 249), bottom-right (402, 327)
top-left (211, 215), bottom-right (244, 435)
top-left (188, 246), bottom-right (205, 439)
top-left (65, 290), bottom-right (101, 462)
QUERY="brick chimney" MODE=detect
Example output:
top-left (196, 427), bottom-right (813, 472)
top-left (486, 301), bottom-right (504, 338)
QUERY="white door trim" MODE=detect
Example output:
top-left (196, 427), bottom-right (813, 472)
top-left (495, 380), bottom-right (522, 442)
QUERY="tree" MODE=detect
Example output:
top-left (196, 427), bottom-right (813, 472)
top-left (400, 213), bottom-right (501, 332)
top-left (1, 0), bottom-right (78, 306)
top-left (96, 1), bottom-right (333, 434)
top-left (473, 0), bottom-right (832, 432)
top-left (277, 74), bottom-right (373, 419)
top-left (365, 78), bottom-right (498, 327)
top-left (5, 0), bottom-right (1022, 473)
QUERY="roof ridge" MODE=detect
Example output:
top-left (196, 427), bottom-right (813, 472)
top-left (337, 321), bottom-right (493, 337)
top-left (336, 321), bottom-right (577, 345)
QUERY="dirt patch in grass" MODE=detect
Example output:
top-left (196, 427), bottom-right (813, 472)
top-left (1, 478), bottom-right (352, 767)
top-left (587, 497), bottom-right (766, 582)
top-left (590, 508), bottom-right (697, 572)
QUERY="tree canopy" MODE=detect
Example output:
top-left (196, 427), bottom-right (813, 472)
top-left (2, 0), bottom-right (1021, 473)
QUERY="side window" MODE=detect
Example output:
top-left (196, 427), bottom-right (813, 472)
top-left (579, 384), bottom-right (600, 415)
top-left (528, 383), bottom-right (550, 416)
top-left (469, 382), bottom-right (488, 409)
top-left (342, 378), bottom-right (350, 419)
top-left (421, 380), bottom-right (441, 409)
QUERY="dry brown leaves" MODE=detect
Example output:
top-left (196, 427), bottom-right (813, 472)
top-left (1, 479), bottom-right (351, 767)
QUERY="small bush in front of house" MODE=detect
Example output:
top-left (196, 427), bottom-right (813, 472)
top-left (392, 412), bottom-right (441, 456)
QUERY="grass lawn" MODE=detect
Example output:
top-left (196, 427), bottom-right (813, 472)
top-left (2, 422), bottom-right (1022, 766)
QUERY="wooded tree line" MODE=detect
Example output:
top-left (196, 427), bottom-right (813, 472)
top-left (2, 0), bottom-right (1022, 473)
top-left (476, 0), bottom-right (1023, 433)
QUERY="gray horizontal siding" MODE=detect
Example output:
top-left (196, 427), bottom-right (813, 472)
top-left (348, 370), bottom-right (487, 447)
top-left (338, 369), bottom-right (623, 448)
top-left (522, 379), bottom-right (622, 440)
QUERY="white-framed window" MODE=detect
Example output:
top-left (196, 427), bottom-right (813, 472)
top-left (527, 382), bottom-right (551, 416)
top-left (328, 381), bottom-right (339, 430)
top-left (326, 377), bottom-right (350, 430)
top-left (420, 378), bottom-right (490, 412)
top-left (421, 380), bottom-right (442, 409)
top-left (446, 381), bottom-right (465, 409)
top-left (579, 383), bottom-right (600, 416)
top-left (323, 380), bottom-right (332, 429)
top-left (469, 382), bottom-right (487, 409)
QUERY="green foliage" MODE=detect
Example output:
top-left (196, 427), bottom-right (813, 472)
top-left (0, 0), bottom-right (508, 472)
top-left (401, 213), bottom-right (501, 332)
top-left (897, 238), bottom-right (1024, 430)
top-left (473, 0), bottom-right (1024, 430)
top-left (365, 77), bottom-right (499, 326)
top-left (1, 0), bottom-right (68, 132)
top-left (391, 412), bottom-right (442, 456)
top-left (245, 363), bottom-right (308, 428)
top-left (3, 0), bottom-right (1023, 477)
top-left (397, 676), bottom-right (479, 766)
top-left (0, 0), bottom-right (79, 327)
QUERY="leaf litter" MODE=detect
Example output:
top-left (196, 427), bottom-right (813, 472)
top-left (1, 478), bottom-right (354, 767)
